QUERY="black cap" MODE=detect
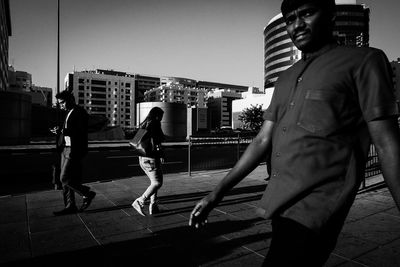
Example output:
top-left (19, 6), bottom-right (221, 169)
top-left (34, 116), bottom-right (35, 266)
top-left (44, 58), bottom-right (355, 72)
top-left (281, 0), bottom-right (336, 17)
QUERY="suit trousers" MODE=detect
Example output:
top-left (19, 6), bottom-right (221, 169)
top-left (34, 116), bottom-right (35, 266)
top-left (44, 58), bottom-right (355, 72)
top-left (60, 147), bottom-right (90, 207)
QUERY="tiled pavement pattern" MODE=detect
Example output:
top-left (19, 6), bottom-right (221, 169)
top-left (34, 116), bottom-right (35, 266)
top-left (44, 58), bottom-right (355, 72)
top-left (1, 165), bottom-right (399, 267)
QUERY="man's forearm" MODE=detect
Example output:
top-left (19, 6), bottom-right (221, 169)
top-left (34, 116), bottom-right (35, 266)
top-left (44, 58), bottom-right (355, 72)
top-left (369, 118), bottom-right (400, 211)
top-left (379, 146), bottom-right (400, 211)
top-left (210, 121), bottom-right (274, 202)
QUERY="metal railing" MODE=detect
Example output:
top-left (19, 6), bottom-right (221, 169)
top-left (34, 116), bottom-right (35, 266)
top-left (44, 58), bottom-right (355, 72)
top-left (188, 134), bottom-right (254, 176)
top-left (187, 135), bottom-right (383, 191)
top-left (361, 144), bottom-right (384, 191)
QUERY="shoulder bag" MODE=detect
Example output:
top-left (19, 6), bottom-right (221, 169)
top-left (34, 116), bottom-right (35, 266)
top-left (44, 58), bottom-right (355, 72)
top-left (129, 128), bottom-right (154, 157)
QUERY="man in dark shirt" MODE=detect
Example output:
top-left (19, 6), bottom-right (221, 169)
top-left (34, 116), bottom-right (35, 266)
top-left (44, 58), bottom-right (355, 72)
top-left (53, 91), bottom-right (96, 216)
top-left (189, 0), bottom-right (400, 266)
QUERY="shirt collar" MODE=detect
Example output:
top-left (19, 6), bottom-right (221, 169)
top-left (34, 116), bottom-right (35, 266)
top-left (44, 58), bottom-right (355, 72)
top-left (302, 42), bottom-right (338, 61)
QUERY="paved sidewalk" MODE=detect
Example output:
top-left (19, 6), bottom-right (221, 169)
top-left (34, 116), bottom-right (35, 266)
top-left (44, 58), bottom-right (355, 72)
top-left (1, 165), bottom-right (400, 267)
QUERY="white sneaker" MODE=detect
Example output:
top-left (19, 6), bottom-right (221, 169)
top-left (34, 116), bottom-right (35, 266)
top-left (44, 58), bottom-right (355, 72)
top-left (149, 202), bottom-right (159, 215)
top-left (132, 199), bottom-right (146, 216)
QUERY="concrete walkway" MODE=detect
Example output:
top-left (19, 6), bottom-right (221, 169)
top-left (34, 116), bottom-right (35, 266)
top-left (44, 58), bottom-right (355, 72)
top-left (1, 165), bottom-right (399, 266)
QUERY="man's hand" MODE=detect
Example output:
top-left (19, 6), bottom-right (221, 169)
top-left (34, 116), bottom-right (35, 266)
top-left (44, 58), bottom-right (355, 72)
top-left (189, 194), bottom-right (217, 229)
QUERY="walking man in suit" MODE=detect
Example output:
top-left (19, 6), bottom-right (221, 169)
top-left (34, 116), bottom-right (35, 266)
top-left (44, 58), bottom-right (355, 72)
top-left (53, 90), bottom-right (96, 216)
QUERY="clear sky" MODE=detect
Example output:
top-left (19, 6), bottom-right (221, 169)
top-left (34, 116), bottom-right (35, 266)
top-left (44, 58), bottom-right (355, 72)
top-left (8, 0), bottom-right (400, 93)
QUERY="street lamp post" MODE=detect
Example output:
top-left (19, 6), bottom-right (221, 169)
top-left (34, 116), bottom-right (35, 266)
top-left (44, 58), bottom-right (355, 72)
top-left (57, 0), bottom-right (60, 95)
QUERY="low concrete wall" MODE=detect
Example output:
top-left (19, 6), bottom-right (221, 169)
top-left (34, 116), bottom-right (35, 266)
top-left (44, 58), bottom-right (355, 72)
top-left (88, 126), bottom-right (125, 141)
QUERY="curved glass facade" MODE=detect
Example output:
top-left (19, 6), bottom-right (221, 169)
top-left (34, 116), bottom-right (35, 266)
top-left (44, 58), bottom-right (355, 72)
top-left (0, 0), bottom-right (11, 91)
top-left (264, 14), bottom-right (300, 89)
top-left (264, 3), bottom-right (370, 89)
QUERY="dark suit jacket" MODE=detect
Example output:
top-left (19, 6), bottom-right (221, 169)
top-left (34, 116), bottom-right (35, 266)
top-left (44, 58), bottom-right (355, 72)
top-left (61, 105), bottom-right (88, 159)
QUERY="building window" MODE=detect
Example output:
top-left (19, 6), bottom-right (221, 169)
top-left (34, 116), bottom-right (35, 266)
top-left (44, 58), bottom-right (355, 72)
top-left (91, 100), bottom-right (106, 105)
top-left (92, 86), bottom-right (106, 92)
top-left (91, 80), bottom-right (107, 86)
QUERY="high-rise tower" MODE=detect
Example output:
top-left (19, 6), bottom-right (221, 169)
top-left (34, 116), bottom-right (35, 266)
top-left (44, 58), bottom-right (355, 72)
top-left (335, 3), bottom-right (370, 47)
top-left (0, 0), bottom-right (11, 91)
top-left (263, 13), bottom-right (300, 90)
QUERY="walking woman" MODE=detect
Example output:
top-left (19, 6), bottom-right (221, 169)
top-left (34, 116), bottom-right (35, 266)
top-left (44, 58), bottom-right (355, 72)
top-left (132, 107), bottom-right (165, 216)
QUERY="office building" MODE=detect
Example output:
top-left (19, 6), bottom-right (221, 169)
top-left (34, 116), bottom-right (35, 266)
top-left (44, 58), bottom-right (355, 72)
top-left (7, 66), bottom-right (52, 107)
top-left (8, 66), bottom-right (32, 92)
top-left (334, 1), bottom-right (370, 47)
top-left (391, 58), bottom-right (400, 101)
top-left (66, 69), bottom-right (251, 128)
top-left (135, 74), bottom-right (161, 103)
top-left (144, 82), bottom-right (208, 108)
top-left (197, 81), bottom-right (248, 94)
top-left (0, 0), bottom-right (11, 91)
top-left (161, 77), bottom-right (197, 87)
top-left (207, 89), bottom-right (243, 129)
top-left (264, 0), bottom-right (370, 89)
top-left (65, 69), bottom-right (139, 128)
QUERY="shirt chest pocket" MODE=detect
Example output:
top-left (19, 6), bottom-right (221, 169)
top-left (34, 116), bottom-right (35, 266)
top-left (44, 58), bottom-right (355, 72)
top-left (297, 89), bottom-right (347, 136)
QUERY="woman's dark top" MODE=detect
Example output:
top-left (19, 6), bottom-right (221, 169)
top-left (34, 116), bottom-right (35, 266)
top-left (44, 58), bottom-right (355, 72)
top-left (143, 120), bottom-right (165, 158)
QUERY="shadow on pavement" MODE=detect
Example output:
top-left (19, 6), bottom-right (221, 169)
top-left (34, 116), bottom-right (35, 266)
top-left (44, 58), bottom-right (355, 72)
top-left (3, 218), bottom-right (270, 267)
top-left (83, 184), bottom-right (267, 217)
